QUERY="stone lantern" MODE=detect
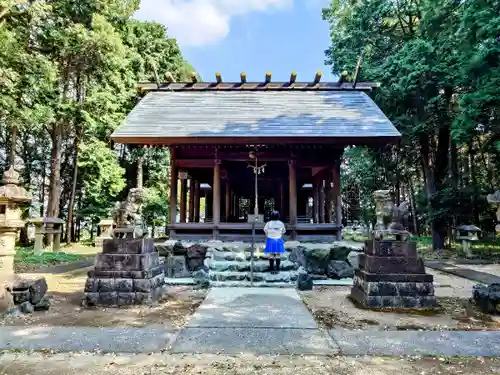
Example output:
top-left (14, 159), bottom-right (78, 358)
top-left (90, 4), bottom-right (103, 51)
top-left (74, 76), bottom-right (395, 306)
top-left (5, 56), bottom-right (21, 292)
top-left (487, 190), bottom-right (500, 235)
top-left (0, 166), bottom-right (32, 286)
top-left (456, 224), bottom-right (481, 258)
top-left (95, 218), bottom-right (114, 248)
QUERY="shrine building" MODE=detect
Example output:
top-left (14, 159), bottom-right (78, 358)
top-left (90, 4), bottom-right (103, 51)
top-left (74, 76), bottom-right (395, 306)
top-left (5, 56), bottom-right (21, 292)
top-left (111, 72), bottom-right (400, 242)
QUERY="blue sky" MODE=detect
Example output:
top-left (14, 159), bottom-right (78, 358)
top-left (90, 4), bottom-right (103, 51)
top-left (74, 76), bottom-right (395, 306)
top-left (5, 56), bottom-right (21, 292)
top-left (135, 0), bottom-right (336, 82)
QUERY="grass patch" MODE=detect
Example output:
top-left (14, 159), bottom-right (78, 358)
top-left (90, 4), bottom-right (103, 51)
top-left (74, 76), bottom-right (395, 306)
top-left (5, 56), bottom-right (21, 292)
top-left (13, 247), bottom-right (93, 273)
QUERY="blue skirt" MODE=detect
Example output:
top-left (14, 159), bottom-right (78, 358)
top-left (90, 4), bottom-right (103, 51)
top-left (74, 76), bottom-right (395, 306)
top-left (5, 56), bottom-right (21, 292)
top-left (264, 237), bottom-right (285, 254)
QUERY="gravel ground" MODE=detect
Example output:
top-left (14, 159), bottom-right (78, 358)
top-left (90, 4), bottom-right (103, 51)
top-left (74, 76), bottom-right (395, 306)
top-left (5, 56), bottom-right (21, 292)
top-left (300, 268), bottom-right (500, 331)
top-left (1, 285), bottom-right (207, 328)
top-left (0, 352), bottom-right (499, 375)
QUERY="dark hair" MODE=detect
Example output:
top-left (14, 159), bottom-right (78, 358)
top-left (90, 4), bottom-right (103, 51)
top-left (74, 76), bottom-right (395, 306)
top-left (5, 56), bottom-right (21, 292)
top-left (270, 210), bottom-right (280, 221)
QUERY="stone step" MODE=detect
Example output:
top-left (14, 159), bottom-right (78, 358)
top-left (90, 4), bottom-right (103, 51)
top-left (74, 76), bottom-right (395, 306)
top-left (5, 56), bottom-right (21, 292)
top-left (209, 271), bottom-right (298, 283)
top-left (211, 281), bottom-right (294, 288)
top-left (208, 260), bottom-right (298, 272)
top-left (209, 250), bottom-right (290, 262)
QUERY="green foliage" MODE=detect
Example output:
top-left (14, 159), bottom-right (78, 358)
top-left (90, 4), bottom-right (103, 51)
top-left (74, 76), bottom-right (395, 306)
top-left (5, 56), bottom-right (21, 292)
top-left (0, 0), bottom-right (196, 240)
top-left (15, 247), bottom-right (84, 265)
top-left (325, 0), bottom-right (500, 249)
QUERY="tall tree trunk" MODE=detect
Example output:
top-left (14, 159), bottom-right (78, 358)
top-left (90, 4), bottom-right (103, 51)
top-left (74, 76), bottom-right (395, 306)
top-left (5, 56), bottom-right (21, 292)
top-left (66, 136), bottom-right (79, 245)
top-left (420, 134), bottom-right (445, 250)
top-left (137, 151), bottom-right (144, 189)
top-left (66, 78), bottom-right (85, 245)
top-left (46, 123), bottom-right (63, 245)
top-left (8, 125), bottom-right (17, 167)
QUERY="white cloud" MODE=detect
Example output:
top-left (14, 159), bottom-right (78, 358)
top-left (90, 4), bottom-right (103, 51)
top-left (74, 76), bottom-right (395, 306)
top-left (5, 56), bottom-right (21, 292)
top-left (134, 0), bottom-right (293, 47)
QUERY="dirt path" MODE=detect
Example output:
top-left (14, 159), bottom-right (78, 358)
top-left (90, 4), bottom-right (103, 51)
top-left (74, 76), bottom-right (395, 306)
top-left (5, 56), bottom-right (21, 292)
top-left (0, 352), bottom-right (498, 375)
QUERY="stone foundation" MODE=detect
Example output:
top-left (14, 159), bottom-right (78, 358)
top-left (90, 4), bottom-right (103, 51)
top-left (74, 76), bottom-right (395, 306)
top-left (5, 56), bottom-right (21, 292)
top-left (350, 239), bottom-right (436, 309)
top-left (84, 238), bottom-right (166, 306)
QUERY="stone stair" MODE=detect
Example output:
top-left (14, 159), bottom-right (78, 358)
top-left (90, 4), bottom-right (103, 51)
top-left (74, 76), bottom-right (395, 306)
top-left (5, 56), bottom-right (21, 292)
top-left (206, 248), bottom-right (299, 287)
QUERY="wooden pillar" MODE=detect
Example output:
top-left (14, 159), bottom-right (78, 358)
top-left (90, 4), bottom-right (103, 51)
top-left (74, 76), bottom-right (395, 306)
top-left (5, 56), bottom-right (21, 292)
top-left (206, 190), bottom-right (213, 221)
top-left (213, 158), bottom-right (221, 239)
top-left (325, 179), bottom-right (332, 223)
top-left (288, 160), bottom-right (297, 238)
top-left (332, 159), bottom-right (342, 240)
top-left (319, 179), bottom-right (326, 224)
top-left (180, 178), bottom-right (187, 223)
top-left (169, 147), bottom-right (178, 238)
top-left (188, 178), bottom-right (195, 223)
top-left (225, 180), bottom-right (230, 222)
top-left (194, 181), bottom-right (200, 222)
top-left (313, 182), bottom-right (319, 223)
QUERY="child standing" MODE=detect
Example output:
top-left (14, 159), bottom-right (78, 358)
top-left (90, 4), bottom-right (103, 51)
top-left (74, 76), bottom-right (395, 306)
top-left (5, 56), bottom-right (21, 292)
top-left (263, 210), bottom-right (286, 273)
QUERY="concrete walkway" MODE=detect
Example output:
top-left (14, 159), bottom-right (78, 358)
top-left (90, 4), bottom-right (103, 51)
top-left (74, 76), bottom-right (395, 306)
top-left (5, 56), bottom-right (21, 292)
top-left (2, 287), bottom-right (500, 356)
top-left (2, 325), bottom-right (500, 356)
top-left (426, 260), bottom-right (500, 285)
top-left (171, 287), bottom-right (335, 354)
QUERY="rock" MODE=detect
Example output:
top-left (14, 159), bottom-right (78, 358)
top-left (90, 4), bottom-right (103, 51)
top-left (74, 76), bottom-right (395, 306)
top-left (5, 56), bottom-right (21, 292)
top-left (3, 307), bottom-right (21, 317)
top-left (156, 240), bottom-right (186, 257)
top-left (192, 269), bottom-right (210, 288)
top-left (472, 283), bottom-right (500, 314)
top-left (34, 296), bottom-right (51, 311)
top-left (330, 243), bottom-right (361, 261)
top-left (296, 267), bottom-right (313, 291)
top-left (11, 277), bottom-right (48, 305)
top-left (186, 244), bottom-right (208, 271)
top-left (347, 251), bottom-right (362, 269)
top-left (19, 301), bottom-right (34, 314)
top-left (288, 246), bottom-right (306, 265)
top-left (0, 286), bottom-right (15, 314)
top-left (326, 260), bottom-right (354, 279)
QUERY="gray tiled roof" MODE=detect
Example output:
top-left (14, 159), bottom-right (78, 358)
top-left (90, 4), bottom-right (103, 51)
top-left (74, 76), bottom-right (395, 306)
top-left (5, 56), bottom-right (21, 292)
top-left (111, 90), bottom-right (400, 141)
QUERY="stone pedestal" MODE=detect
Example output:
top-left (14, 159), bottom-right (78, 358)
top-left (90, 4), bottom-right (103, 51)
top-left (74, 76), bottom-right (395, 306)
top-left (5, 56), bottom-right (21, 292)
top-left (350, 238), bottom-right (436, 309)
top-left (84, 238), bottom-right (166, 306)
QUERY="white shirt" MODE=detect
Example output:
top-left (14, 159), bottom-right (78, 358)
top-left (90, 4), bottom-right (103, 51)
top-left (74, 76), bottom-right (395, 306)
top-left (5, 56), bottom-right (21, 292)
top-left (264, 220), bottom-right (286, 239)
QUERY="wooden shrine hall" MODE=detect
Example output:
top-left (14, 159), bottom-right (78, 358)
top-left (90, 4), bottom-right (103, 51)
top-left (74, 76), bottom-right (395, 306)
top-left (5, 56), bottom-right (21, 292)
top-left (111, 71), bottom-right (401, 241)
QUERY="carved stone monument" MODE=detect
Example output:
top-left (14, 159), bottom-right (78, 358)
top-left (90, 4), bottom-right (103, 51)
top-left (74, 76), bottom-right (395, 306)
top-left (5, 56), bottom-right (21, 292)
top-left (111, 188), bottom-right (147, 239)
top-left (350, 191), bottom-right (436, 309)
top-left (83, 238), bottom-right (166, 306)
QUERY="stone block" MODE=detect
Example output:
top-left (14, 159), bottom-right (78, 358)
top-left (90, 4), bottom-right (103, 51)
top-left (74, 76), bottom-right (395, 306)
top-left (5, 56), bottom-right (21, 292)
top-left (326, 260), bottom-right (354, 279)
top-left (84, 278), bottom-right (98, 293)
top-left (350, 287), bottom-right (437, 309)
top-left (99, 292), bottom-right (118, 306)
top-left (472, 284), bottom-right (500, 314)
top-left (186, 244), bottom-right (208, 271)
top-left (34, 296), bottom-right (50, 311)
top-left (117, 292), bottom-right (135, 306)
top-left (11, 290), bottom-right (30, 304)
top-left (103, 238), bottom-right (155, 254)
top-left (19, 301), bottom-right (34, 314)
top-left (115, 278), bottom-right (134, 293)
top-left (11, 277), bottom-right (48, 305)
top-left (166, 255), bottom-right (190, 278)
top-left (365, 239), bottom-right (417, 258)
top-left (84, 292), bottom-right (99, 306)
top-left (94, 253), bottom-right (159, 271)
top-left (296, 268), bottom-right (313, 291)
top-left (359, 254), bottom-right (425, 274)
top-left (97, 278), bottom-right (116, 292)
top-left (88, 265), bottom-right (164, 279)
top-left (353, 278), bottom-right (435, 297)
top-left (353, 269), bottom-right (433, 283)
